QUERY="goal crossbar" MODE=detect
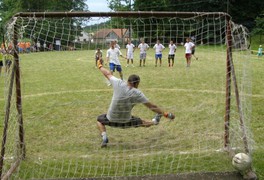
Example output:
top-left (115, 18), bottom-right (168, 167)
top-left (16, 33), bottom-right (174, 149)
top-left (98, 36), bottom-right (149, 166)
top-left (13, 11), bottom-right (231, 19)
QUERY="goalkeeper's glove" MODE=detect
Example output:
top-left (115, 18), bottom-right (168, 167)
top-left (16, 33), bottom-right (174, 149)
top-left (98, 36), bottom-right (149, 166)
top-left (97, 59), bottom-right (103, 69)
top-left (163, 112), bottom-right (175, 120)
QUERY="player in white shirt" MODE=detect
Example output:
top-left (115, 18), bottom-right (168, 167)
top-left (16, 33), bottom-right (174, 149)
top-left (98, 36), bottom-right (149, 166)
top-left (114, 40), bottom-right (120, 49)
top-left (94, 48), bottom-right (103, 68)
top-left (106, 41), bottom-right (126, 81)
top-left (125, 40), bottom-right (135, 67)
top-left (168, 40), bottom-right (177, 67)
top-left (153, 40), bottom-right (165, 67)
top-left (184, 38), bottom-right (195, 67)
top-left (138, 39), bottom-right (149, 67)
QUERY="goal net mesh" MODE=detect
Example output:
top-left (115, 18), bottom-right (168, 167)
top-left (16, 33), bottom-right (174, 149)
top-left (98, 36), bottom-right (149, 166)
top-left (0, 12), bottom-right (253, 179)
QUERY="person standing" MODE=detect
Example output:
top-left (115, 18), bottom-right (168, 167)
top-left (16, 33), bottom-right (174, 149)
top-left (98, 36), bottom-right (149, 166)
top-left (184, 38), bottom-right (195, 67)
top-left (95, 48), bottom-right (103, 68)
top-left (153, 40), bottom-right (165, 67)
top-left (138, 39), bottom-right (149, 67)
top-left (257, 45), bottom-right (263, 58)
top-left (96, 60), bottom-right (175, 148)
top-left (190, 37), bottom-right (198, 60)
top-left (126, 40), bottom-right (135, 67)
top-left (0, 51), bottom-right (3, 76)
top-left (114, 40), bottom-right (120, 49)
top-left (168, 40), bottom-right (177, 67)
top-left (106, 41), bottom-right (126, 82)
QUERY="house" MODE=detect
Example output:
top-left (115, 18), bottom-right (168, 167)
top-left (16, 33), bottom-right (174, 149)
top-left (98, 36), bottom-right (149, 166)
top-left (93, 28), bottom-right (130, 44)
top-left (75, 31), bottom-right (93, 43)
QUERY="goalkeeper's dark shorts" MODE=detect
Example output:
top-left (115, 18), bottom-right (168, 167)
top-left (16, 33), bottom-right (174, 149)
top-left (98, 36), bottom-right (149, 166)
top-left (97, 114), bottom-right (143, 128)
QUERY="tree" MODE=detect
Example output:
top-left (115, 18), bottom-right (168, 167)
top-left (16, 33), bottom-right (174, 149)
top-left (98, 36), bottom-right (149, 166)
top-left (0, 0), bottom-right (88, 43)
top-left (107, 0), bottom-right (131, 11)
top-left (131, 0), bottom-right (264, 31)
top-left (0, 0), bottom-right (88, 26)
top-left (252, 14), bottom-right (264, 43)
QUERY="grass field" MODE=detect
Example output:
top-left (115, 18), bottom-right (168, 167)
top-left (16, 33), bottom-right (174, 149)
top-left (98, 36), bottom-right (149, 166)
top-left (0, 46), bottom-right (263, 179)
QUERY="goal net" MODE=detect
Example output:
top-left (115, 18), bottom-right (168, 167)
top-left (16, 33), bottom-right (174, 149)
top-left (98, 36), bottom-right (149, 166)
top-left (0, 11), bottom-right (254, 179)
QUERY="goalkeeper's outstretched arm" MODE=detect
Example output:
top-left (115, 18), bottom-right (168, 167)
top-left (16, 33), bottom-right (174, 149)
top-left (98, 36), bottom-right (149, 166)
top-left (97, 60), bottom-right (112, 80)
top-left (144, 102), bottom-right (175, 120)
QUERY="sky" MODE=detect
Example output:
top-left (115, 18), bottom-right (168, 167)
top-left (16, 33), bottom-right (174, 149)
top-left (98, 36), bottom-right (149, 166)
top-left (86, 0), bottom-right (111, 12)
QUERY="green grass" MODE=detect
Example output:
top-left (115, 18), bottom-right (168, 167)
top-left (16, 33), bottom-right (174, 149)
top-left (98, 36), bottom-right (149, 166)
top-left (0, 46), bottom-right (263, 179)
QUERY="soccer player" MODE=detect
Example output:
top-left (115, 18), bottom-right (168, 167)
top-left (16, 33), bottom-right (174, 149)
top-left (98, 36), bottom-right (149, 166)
top-left (106, 41), bottom-right (126, 81)
top-left (153, 40), bottom-right (165, 67)
top-left (138, 39), bottom-right (149, 67)
top-left (184, 37), bottom-right (195, 67)
top-left (191, 38), bottom-right (198, 60)
top-left (125, 40), bottom-right (135, 67)
top-left (114, 40), bottom-right (120, 49)
top-left (95, 48), bottom-right (103, 68)
top-left (168, 40), bottom-right (177, 67)
top-left (96, 60), bottom-right (175, 148)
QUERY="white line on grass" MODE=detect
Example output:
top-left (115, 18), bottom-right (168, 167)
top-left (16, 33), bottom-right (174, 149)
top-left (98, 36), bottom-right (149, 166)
top-left (0, 88), bottom-right (263, 101)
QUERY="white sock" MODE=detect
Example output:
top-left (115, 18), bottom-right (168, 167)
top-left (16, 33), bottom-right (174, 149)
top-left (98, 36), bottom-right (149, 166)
top-left (101, 132), bottom-right (107, 137)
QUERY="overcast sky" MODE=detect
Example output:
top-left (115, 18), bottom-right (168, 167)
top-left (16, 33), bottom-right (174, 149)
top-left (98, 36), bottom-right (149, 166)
top-left (86, 0), bottom-right (111, 12)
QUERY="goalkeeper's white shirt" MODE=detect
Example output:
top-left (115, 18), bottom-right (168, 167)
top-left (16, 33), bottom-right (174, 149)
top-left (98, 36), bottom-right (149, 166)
top-left (106, 48), bottom-right (122, 65)
top-left (107, 76), bottom-right (148, 123)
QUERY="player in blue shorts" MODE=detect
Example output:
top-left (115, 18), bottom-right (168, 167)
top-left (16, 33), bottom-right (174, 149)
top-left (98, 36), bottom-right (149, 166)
top-left (106, 41), bottom-right (126, 82)
top-left (153, 40), bottom-right (165, 67)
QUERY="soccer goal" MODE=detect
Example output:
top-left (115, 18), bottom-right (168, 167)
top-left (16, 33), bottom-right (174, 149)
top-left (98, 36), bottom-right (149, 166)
top-left (0, 11), bottom-right (255, 179)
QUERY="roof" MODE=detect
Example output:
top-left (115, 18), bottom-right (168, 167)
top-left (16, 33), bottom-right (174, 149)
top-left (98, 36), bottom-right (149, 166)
top-left (93, 29), bottom-right (128, 39)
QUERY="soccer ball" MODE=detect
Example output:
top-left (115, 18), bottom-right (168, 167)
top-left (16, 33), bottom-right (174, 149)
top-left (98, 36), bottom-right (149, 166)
top-left (232, 153), bottom-right (252, 171)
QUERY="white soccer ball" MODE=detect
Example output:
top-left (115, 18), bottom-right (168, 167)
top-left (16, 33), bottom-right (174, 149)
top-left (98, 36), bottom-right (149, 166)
top-left (232, 153), bottom-right (252, 171)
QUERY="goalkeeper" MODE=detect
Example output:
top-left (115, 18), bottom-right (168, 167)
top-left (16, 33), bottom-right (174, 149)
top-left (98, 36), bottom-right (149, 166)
top-left (96, 59), bottom-right (175, 148)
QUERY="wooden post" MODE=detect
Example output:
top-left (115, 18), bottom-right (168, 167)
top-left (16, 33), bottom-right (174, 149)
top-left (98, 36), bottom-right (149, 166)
top-left (0, 58), bottom-right (16, 178)
top-left (224, 16), bottom-right (232, 150)
top-left (14, 22), bottom-right (26, 159)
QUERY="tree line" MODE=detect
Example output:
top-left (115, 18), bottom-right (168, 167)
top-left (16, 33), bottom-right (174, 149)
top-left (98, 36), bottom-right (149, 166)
top-left (0, 0), bottom-right (88, 40)
top-left (108, 0), bottom-right (264, 35)
top-left (0, 0), bottom-right (263, 44)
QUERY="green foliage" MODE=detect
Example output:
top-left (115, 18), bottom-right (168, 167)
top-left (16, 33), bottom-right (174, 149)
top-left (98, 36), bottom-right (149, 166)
top-left (0, 0), bottom-right (88, 33)
top-left (251, 14), bottom-right (264, 43)
top-left (250, 34), bottom-right (264, 50)
top-left (107, 0), bottom-right (132, 11)
top-left (107, 0), bottom-right (264, 31)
